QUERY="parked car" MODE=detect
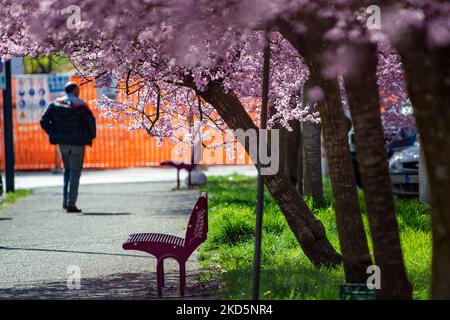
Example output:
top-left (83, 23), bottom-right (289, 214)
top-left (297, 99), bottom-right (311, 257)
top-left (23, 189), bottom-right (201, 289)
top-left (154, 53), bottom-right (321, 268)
top-left (386, 130), bottom-right (417, 158)
top-left (388, 141), bottom-right (419, 196)
top-left (349, 127), bottom-right (419, 196)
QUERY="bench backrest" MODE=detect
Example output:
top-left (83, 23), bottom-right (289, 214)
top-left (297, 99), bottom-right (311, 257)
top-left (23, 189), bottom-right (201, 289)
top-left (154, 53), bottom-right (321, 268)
top-left (184, 192), bottom-right (208, 250)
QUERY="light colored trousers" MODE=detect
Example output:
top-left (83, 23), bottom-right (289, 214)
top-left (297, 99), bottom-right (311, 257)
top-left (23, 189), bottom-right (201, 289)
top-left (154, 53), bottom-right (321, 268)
top-left (59, 144), bottom-right (85, 206)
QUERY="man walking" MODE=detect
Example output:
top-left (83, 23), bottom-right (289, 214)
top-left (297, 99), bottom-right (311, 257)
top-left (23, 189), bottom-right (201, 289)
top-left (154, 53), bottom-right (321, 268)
top-left (40, 82), bottom-right (96, 213)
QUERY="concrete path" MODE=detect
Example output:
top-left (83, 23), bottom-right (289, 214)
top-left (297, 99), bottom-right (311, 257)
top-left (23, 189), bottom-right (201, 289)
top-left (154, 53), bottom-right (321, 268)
top-left (13, 165), bottom-right (257, 189)
top-left (0, 181), bottom-right (216, 299)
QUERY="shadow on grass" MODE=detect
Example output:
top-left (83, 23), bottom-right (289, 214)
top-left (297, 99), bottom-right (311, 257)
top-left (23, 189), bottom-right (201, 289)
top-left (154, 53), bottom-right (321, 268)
top-left (215, 265), bottom-right (343, 300)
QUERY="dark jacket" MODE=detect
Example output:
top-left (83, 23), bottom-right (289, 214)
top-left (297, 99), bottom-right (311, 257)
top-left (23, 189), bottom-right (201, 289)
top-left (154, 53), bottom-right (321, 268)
top-left (40, 94), bottom-right (96, 146)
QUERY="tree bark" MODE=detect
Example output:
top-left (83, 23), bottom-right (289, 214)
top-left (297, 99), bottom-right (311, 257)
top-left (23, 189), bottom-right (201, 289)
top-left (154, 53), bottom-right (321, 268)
top-left (418, 137), bottom-right (430, 206)
top-left (393, 29), bottom-right (450, 299)
top-left (344, 42), bottom-right (412, 299)
top-left (302, 120), bottom-right (324, 205)
top-left (297, 127), bottom-right (304, 195)
top-left (286, 121), bottom-right (302, 191)
top-left (310, 66), bottom-right (372, 284)
top-left (302, 80), bottom-right (324, 204)
top-left (278, 21), bottom-right (372, 283)
top-left (277, 94), bottom-right (303, 194)
top-left (271, 109), bottom-right (288, 179)
top-left (199, 80), bottom-right (342, 268)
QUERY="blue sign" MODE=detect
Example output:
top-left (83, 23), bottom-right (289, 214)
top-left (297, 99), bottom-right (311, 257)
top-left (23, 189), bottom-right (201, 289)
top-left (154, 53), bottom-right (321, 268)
top-left (48, 75), bottom-right (69, 92)
top-left (48, 74), bottom-right (69, 100)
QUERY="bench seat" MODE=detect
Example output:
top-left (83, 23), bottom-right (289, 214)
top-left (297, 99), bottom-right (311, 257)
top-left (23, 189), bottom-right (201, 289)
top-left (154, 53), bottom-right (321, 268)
top-left (124, 233), bottom-right (185, 248)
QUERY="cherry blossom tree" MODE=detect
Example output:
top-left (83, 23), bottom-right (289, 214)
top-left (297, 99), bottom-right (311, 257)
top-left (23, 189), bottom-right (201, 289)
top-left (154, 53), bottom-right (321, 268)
top-left (0, 0), bottom-right (342, 268)
top-left (2, 0), bottom-right (448, 299)
top-left (375, 0), bottom-right (450, 300)
top-left (152, 0), bottom-right (416, 296)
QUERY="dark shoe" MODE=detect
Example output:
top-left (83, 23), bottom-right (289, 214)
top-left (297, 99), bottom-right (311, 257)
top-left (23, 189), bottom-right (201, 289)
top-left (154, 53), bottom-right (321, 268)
top-left (63, 202), bottom-right (68, 210)
top-left (66, 205), bottom-right (82, 213)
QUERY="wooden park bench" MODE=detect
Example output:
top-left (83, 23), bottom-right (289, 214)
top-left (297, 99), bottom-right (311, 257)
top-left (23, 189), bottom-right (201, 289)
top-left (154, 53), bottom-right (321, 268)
top-left (160, 161), bottom-right (197, 190)
top-left (123, 192), bottom-right (208, 297)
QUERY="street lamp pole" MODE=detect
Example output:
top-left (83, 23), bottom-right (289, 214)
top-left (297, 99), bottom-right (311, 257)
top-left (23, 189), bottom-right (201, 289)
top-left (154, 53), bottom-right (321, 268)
top-left (2, 60), bottom-right (15, 192)
top-left (252, 29), bottom-right (271, 300)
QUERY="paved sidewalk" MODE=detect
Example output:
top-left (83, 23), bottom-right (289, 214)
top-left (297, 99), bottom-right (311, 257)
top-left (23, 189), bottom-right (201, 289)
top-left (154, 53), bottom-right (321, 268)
top-left (0, 181), bottom-right (216, 299)
top-left (14, 165), bottom-right (257, 189)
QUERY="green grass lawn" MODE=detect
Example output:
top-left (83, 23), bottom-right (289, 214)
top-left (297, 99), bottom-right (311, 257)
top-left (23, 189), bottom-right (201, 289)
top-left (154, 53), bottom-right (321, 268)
top-left (0, 189), bottom-right (31, 213)
top-left (199, 175), bottom-right (431, 300)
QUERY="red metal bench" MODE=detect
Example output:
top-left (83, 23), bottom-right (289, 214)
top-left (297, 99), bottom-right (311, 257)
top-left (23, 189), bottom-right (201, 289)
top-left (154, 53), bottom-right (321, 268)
top-left (160, 161), bottom-right (197, 189)
top-left (123, 192), bottom-right (208, 297)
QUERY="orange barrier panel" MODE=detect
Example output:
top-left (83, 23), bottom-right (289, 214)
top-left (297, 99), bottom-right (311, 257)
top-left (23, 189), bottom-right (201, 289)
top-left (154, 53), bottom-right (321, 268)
top-left (1, 76), bottom-right (255, 171)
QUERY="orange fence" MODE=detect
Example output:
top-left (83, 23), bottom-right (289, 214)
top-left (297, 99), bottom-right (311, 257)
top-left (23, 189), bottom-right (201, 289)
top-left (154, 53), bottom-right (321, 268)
top-left (0, 76), bottom-right (253, 171)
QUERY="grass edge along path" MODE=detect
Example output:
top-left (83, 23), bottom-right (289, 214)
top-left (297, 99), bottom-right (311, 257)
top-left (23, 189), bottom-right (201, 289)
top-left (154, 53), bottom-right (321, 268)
top-left (0, 189), bottom-right (32, 213)
top-left (199, 175), bottom-right (431, 300)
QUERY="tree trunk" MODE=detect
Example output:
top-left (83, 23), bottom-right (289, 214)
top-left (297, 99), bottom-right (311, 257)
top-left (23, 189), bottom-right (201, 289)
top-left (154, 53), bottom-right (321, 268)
top-left (310, 66), bottom-right (372, 283)
top-left (277, 94), bottom-right (303, 194)
top-left (270, 103), bottom-right (288, 178)
top-left (393, 30), bottom-right (450, 299)
top-left (278, 24), bottom-right (373, 283)
top-left (286, 121), bottom-right (302, 192)
top-left (301, 85), bottom-right (323, 201)
top-left (344, 42), bottom-right (412, 299)
top-left (297, 127), bottom-right (304, 195)
top-left (302, 120), bottom-right (324, 205)
top-left (199, 80), bottom-right (341, 268)
top-left (418, 137), bottom-right (430, 206)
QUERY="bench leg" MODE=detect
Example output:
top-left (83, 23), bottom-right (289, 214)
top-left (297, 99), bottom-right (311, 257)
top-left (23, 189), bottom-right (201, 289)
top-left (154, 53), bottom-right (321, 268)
top-left (188, 170), bottom-right (192, 189)
top-left (159, 259), bottom-right (165, 287)
top-left (157, 259), bottom-right (164, 297)
top-left (179, 261), bottom-right (186, 297)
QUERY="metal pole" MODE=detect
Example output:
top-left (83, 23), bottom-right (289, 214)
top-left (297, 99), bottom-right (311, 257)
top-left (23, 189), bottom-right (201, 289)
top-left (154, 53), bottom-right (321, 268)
top-left (252, 29), bottom-right (271, 300)
top-left (2, 60), bottom-right (15, 192)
